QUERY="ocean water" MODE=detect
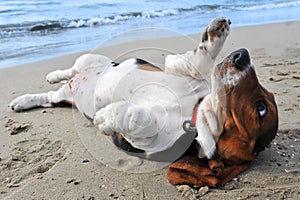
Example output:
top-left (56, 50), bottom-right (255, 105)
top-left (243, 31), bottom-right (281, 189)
top-left (0, 0), bottom-right (300, 68)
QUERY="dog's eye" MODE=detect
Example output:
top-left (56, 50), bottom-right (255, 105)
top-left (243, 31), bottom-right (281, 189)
top-left (257, 101), bottom-right (267, 118)
top-left (221, 27), bottom-right (224, 32)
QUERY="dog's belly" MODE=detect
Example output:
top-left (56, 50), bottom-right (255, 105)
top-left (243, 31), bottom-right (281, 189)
top-left (70, 58), bottom-right (210, 121)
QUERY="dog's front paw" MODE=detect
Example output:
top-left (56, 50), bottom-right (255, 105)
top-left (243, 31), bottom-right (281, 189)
top-left (93, 105), bottom-right (115, 136)
top-left (46, 70), bottom-right (63, 84)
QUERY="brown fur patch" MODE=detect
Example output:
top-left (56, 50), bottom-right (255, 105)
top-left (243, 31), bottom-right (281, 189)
top-left (208, 28), bottom-right (224, 42)
top-left (137, 64), bottom-right (162, 72)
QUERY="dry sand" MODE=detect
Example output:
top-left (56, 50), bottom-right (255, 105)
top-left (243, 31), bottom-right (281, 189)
top-left (0, 21), bottom-right (300, 199)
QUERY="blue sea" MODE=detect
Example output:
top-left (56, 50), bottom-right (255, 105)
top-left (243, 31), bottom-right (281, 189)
top-left (1, 0), bottom-right (300, 68)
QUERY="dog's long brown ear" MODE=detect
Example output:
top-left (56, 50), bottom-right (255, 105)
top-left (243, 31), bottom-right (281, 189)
top-left (167, 156), bottom-right (252, 188)
top-left (167, 156), bottom-right (221, 188)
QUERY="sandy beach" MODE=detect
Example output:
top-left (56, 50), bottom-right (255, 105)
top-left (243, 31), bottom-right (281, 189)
top-left (1, 21), bottom-right (300, 199)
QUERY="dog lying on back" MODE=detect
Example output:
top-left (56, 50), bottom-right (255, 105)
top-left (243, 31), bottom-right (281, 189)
top-left (9, 18), bottom-right (231, 161)
top-left (9, 18), bottom-right (278, 187)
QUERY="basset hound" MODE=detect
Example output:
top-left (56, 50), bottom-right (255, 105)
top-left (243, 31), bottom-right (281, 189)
top-left (9, 18), bottom-right (231, 162)
top-left (9, 17), bottom-right (277, 188)
top-left (167, 48), bottom-right (279, 188)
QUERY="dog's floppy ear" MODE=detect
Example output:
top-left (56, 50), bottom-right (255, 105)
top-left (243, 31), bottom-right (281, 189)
top-left (167, 156), bottom-right (222, 188)
top-left (167, 156), bottom-right (252, 188)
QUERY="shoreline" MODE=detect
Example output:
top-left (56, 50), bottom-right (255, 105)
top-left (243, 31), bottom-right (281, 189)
top-left (1, 21), bottom-right (300, 199)
top-left (1, 20), bottom-right (300, 69)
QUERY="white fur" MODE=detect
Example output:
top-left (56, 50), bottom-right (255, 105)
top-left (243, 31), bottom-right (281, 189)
top-left (222, 68), bottom-right (246, 87)
top-left (195, 95), bottom-right (216, 158)
top-left (195, 94), bottom-right (224, 158)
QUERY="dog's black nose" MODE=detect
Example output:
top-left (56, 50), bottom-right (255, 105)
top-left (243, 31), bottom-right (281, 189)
top-left (230, 48), bottom-right (250, 68)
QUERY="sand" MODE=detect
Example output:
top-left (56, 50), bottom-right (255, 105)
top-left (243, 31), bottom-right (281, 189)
top-left (1, 21), bottom-right (300, 199)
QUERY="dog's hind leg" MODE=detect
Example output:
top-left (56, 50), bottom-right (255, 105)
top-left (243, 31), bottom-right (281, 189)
top-left (46, 54), bottom-right (111, 84)
top-left (9, 84), bottom-right (74, 112)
